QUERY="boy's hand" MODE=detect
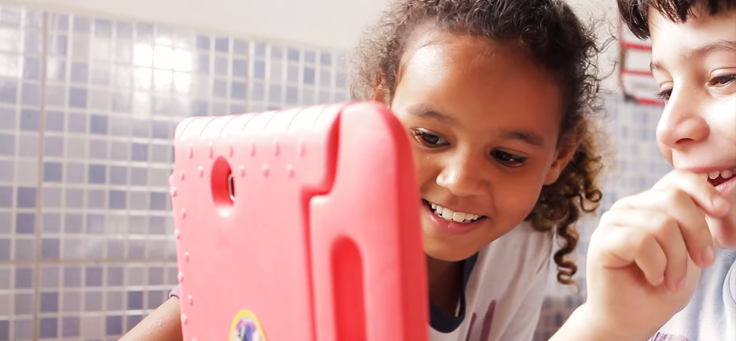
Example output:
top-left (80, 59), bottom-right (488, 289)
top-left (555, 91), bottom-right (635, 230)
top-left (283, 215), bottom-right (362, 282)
top-left (582, 169), bottom-right (730, 339)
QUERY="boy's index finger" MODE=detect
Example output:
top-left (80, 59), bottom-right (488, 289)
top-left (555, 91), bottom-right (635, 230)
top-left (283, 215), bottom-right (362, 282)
top-left (654, 169), bottom-right (730, 217)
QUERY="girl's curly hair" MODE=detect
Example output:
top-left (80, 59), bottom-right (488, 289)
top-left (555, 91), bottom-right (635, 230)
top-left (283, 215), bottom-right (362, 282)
top-left (350, 0), bottom-right (605, 285)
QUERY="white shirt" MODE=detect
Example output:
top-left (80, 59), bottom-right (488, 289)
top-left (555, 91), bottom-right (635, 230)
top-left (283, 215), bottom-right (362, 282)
top-left (430, 222), bottom-right (554, 341)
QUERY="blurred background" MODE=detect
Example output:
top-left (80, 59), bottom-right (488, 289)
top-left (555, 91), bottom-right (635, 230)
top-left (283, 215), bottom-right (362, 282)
top-left (0, 0), bottom-right (669, 340)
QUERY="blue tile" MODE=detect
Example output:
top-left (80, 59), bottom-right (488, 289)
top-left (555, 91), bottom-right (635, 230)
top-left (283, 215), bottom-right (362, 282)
top-left (85, 291), bottom-right (102, 311)
top-left (136, 23), bottom-right (153, 42)
top-left (45, 110), bottom-right (64, 131)
top-left (24, 30), bottom-right (42, 54)
top-left (287, 48), bottom-right (299, 62)
top-left (269, 85), bottom-right (282, 102)
top-left (196, 36), bottom-right (210, 50)
top-left (336, 72), bottom-right (346, 88)
top-left (127, 291), bottom-right (143, 309)
top-left (85, 266), bottom-right (103, 286)
top-left (16, 213), bottom-right (35, 234)
top-left (214, 56), bottom-right (228, 75)
top-left (50, 34), bottom-right (68, 56)
top-left (41, 184), bottom-right (62, 208)
top-left (304, 50), bottom-right (315, 63)
top-left (14, 239), bottom-right (35, 260)
top-left (110, 166), bottom-right (127, 185)
top-left (107, 266), bottom-right (124, 285)
top-left (86, 214), bottom-right (104, 233)
top-left (127, 315), bottom-right (144, 331)
top-left (213, 79), bottom-right (227, 98)
top-left (64, 213), bottom-right (83, 233)
top-left (232, 59), bottom-right (247, 77)
top-left (15, 267), bottom-right (34, 289)
top-left (0, 320), bottom-right (7, 340)
top-left (71, 63), bottom-right (89, 83)
top-left (116, 21), bottom-right (133, 39)
top-left (42, 213), bottom-right (61, 233)
top-left (0, 81), bottom-right (18, 103)
top-left (251, 83), bottom-right (264, 101)
top-left (192, 100), bottom-right (207, 116)
top-left (0, 187), bottom-right (11, 207)
top-left (149, 216), bottom-right (166, 234)
top-left (0, 8), bottom-right (21, 26)
top-left (152, 121), bottom-right (168, 139)
top-left (230, 103), bottom-right (245, 114)
top-left (17, 187), bottom-right (36, 208)
top-left (41, 239), bottom-right (60, 259)
top-left (89, 115), bottom-right (108, 134)
top-left (94, 19), bottom-right (112, 37)
top-left (106, 315), bottom-right (123, 335)
top-left (88, 139), bottom-right (107, 159)
top-left (149, 192), bottom-right (168, 210)
top-left (64, 188), bottom-right (84, 208)
top-left (61, 317), bottom-right (80, 337)
top-left (215, 37), bottom-right (229, 52)
top-left (87, 189), bottom-right (105, 208)
top-left (69, 112), bottom-right (87, 132)
top-left (72, 16), bottom-right (90, 33)
top-left (286, 86), bottom-right (298, 104)
top-left (23, 57), bottom-right (40, 79)
top-left (0, 239), bottom-right (9, 260)
top-left (231, 82), bottom-right (246, 99)
top-left (271, 46), bottom-right (283, 59)
top-left (44, 162), bottom-right (63, 182)
top-left (320, 52), bottom-right (332, 66)
top-left (304, 67), bottom-right (315, 84)
top-left (196, 54), bottom-right (209, 73)
top-left (40, 292), bottom-right (59, 313)
top-left (51, 13), bottom-right (69, 31)
top-left (88, 164), bottom-right (106, 184)
top-left (254, 60), bottom-right (265, 79)
top-left (14, 292), bottom-right (34, 314)
top-left (131, 143), bottom-right (148, 161)
top-left (0, 134), bottom-right (14, 155)
top-left (255, 42), bottom-right (266, 57)
top-left (63, 266), bottom-right (81, 287)
top-left (69, 88), bottom-right (87, 108)
top-left (90, 65), bottom-right (111, 86)
top-left (109, 190), bottom-right (126, 209)
top-left (113, 92), bottom-right (132, 113)
top-left (147, 290), bottom-right (165, 309)
top-left (233, 39), bottom-right (248, 54)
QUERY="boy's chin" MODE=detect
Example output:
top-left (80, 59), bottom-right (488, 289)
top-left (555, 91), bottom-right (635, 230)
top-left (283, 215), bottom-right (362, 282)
top-left (707, 212), bottom-right (736, 250)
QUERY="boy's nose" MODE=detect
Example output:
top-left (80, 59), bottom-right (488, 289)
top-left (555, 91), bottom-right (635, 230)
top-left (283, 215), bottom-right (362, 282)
top-left (656, 90), bottom-right (710, 149)
top-left (436, 155), bottom-right (488, 197)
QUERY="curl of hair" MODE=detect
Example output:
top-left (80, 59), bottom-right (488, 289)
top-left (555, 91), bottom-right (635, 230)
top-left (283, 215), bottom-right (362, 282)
top-left (350, 0), bottom-right (606, 285)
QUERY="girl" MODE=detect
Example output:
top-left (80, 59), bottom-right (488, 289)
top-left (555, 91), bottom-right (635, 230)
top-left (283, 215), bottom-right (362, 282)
top-left (123, 1), bottom-right (605, 340)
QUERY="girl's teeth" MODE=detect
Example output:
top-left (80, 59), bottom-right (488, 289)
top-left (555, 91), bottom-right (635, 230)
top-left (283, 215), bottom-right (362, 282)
top-left (429, 202), bottom-right (480, 223)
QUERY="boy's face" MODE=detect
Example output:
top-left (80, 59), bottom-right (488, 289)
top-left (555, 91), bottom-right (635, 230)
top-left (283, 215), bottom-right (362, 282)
top-left (649, 7), bottom-right (736, 249)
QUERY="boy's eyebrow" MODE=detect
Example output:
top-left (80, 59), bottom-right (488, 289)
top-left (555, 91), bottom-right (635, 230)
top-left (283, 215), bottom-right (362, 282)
top-left (406, 104), bottom-right (545, 147)
top-left (651, 40), bottom-right (736, 72)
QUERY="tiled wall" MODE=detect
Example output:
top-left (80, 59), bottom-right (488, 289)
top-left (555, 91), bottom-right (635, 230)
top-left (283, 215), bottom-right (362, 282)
top-left (0, 4), bottom-right (672, 341)
top-left (0, 5), bottom-right (346, 340)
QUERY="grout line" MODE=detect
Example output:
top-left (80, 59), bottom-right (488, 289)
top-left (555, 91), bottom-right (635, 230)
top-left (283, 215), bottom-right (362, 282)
top-left (32, 10), bottom-right (51, 341)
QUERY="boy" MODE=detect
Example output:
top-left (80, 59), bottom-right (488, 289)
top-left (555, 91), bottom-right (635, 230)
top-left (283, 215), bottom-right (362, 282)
top-left (553, 0), bottom-right (736, 340)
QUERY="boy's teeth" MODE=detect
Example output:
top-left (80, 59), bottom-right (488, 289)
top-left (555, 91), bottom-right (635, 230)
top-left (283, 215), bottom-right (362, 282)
top-left (709, 171), bottom-right (720, 180)
top-left (429, 202), bottom-right (480, 223)
top-left (722, 169), bottom-right (734, 179)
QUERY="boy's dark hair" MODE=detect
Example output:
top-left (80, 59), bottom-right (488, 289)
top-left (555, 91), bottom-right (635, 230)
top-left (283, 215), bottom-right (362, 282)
top-left (619, 0), bottom-right (736, 39)
top-left (350, 0), bottom-right (604, 286)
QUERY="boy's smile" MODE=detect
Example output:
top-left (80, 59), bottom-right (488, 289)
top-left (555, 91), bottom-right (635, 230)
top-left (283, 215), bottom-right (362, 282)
top-left (649, 6), bottom-right (736, 249)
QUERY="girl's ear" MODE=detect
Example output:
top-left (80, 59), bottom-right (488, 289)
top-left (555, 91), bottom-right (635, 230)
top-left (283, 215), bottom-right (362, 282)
top-left (370, 76), bottom-right (389, 103)
top-left (544, 130), bottom-right (580, 185)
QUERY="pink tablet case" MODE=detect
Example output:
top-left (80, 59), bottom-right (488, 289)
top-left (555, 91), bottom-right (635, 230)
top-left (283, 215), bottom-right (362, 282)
top-left (169, 102), bottom-right (428, 341)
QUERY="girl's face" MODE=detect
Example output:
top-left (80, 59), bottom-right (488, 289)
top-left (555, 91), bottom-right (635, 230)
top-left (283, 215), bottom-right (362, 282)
top-left (386, 30), bottom-right (575, 261)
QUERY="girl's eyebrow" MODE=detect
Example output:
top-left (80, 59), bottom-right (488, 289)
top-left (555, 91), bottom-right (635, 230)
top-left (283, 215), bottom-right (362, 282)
top-left (651, 40), bottom-right (736, 72)
top-left (406, 103), bottom-right (545, 147)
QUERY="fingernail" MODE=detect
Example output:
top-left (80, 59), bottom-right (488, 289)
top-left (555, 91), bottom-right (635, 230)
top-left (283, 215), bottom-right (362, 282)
top-left (702, 246), bottom-right (715, 263)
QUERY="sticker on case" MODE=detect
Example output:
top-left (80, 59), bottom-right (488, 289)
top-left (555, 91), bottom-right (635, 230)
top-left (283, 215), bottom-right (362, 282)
top-left (229, 310), bottom-right (268, 341)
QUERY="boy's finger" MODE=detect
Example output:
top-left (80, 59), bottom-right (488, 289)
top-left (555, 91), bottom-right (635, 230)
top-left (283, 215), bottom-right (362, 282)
top-left (596, 226), bottom-right (667, 287)
top-left (653, 169), bottom-right (730, 217)
top-left (610, 190), bottom-right (714, 268)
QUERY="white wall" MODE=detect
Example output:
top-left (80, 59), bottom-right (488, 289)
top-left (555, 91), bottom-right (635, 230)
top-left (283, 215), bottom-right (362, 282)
top-left (8, 0), bottom-right (390, 49)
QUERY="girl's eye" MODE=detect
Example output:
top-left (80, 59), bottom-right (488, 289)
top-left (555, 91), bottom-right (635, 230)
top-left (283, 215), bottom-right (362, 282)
top-left (709, 74), bottom-right (736, 87)
top-left (491, 150), bottom-right (527, 167)
top-left (412, 129), bottom-right (449, 147)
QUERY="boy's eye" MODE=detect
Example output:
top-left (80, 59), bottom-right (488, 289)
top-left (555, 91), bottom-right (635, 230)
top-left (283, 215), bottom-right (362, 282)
top-left (655, 89), bottom-right (672, 103)
top-left (491, 150), bottom-right (527, 167)
top-left (709, 74), bottom-right (736, 87)
top-left (412, 129), bottom-right (449, 147)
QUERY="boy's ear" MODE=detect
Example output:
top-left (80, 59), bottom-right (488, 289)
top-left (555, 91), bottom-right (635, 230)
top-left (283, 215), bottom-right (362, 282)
top-left (544, 131), bottom-right (580, 185)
